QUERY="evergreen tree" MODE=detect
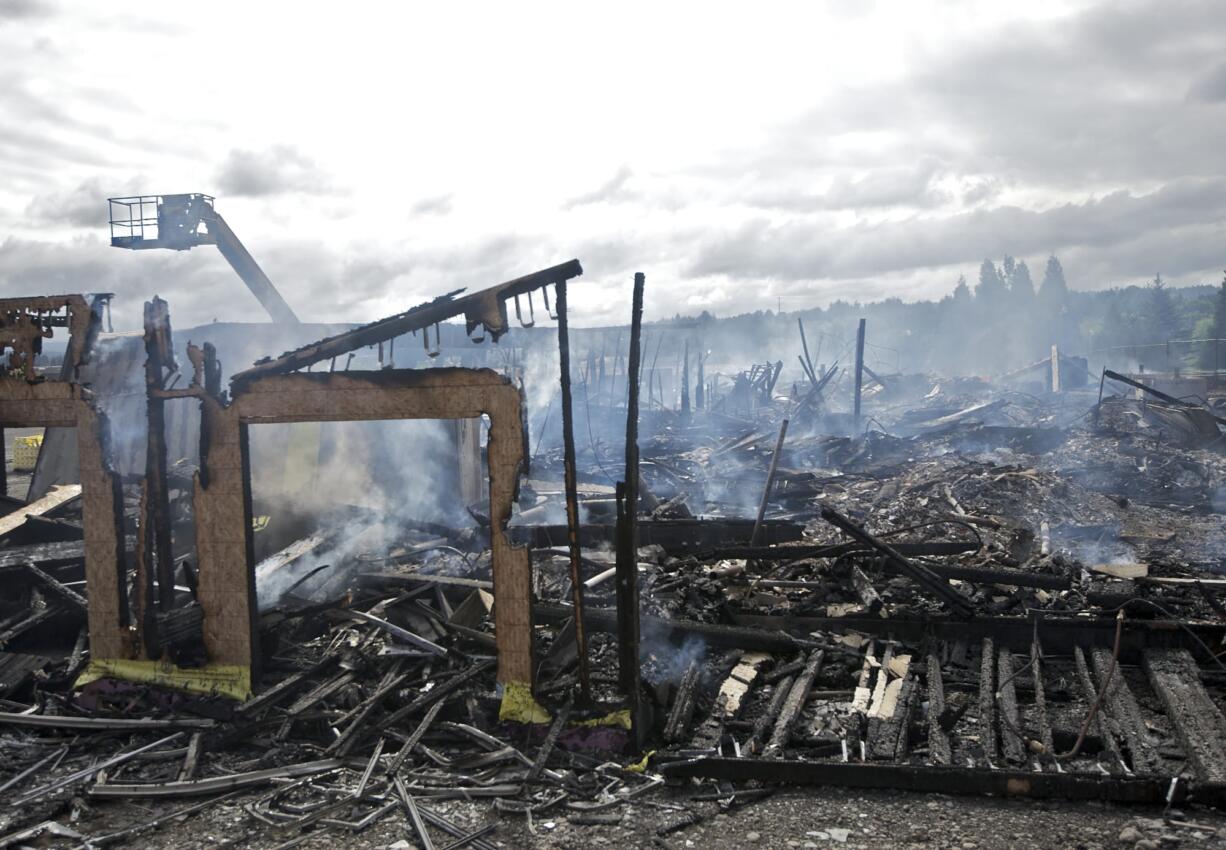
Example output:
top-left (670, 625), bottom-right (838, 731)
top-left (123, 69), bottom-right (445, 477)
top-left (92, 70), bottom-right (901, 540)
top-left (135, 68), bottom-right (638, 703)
top-left (952, 274), bottom-right (971, 302)
top-left (975, 259), bottom-right (1007, 308)
top-left (1201, 272), bottom-right (1226, 370)
top-left (1096, 293), bottom-right (1129, 352)
top-left (1038, 255), bottom-right (1068, 307)
top-left (1145, 274), bottom-right (1179, 343)
top-left (1010, 260), bottom-right (1035, 303)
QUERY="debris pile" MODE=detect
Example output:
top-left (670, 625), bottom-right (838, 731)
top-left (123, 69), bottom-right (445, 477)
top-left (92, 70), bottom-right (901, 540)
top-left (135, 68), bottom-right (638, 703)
top-left (2, 278), bottom-right (1226, 847)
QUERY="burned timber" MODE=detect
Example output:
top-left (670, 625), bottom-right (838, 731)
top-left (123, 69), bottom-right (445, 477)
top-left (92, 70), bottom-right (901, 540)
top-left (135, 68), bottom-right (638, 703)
top-left (2, 258), bottom-right (1226, 848)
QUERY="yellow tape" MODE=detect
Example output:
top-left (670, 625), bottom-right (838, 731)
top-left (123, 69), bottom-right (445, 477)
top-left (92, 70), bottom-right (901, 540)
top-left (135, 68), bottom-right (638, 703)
top-left (624, 750), bottom-right (655, 773)
top-left (498, 681), bottom-right (551, 724)
top-left (498, 682), bottom-right (635, 730)
top-left (574, 709), bottom-right (633, 730)
top-left (77, 658), bottom-right (252, 701)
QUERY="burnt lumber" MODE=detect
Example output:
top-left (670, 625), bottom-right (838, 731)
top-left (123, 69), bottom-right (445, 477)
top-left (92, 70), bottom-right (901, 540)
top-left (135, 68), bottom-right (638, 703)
top-left (664, 660), bottom-right (701, 743)
top-left (978, 638), bottom-right (998, 763)
top-left (1143, 648), bottom-right (1226, 783)
top-left (749, 674), bottom-right (794, 754)
top-left (659, 758), bottom-right (1226, 805)
top-left (997, 649), bottom-right (1026, 765)
top-left (749, 418), bottom-right (789, 547)
top-left (850, 565), bottom-right (885, 615)
top-left (926, 653), bottom-right (951, 765)
top-left (1090, 647), bottom-right (1162, 775)
top-left (1102, 369), bottom-right (1226, 426)
top-left (555, 276), bottom-right (590, 698)
top-left (763, 649), bottom-right (824, 758)
top-left (535, 602), bottom-right (801, 652)
top-left (1072, 646), bottom-right (1126, 773)
top-left (616, 272), bottom-right (645, 720)
top-left (820, 505), bottom-right (975, 616)
top-left (233, 260), bottom-right (583, 383)
top-left (509, 517), bottom-right (805, 552)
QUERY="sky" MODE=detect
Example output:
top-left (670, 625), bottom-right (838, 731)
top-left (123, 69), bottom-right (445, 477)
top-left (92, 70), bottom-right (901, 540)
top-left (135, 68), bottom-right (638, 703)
top-left (1, 0), bottom-right (1224, 330)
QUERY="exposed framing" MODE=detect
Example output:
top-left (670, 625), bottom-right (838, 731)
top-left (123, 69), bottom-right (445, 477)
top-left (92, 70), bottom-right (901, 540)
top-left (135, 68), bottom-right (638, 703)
top-left (0, 381), bottom-right (129, 657)
top-left (187, 368), bottom-right (533, 685)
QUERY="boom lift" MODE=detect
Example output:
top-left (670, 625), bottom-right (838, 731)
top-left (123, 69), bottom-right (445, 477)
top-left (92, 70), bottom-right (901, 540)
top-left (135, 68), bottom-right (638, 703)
top-left (108, 193), bottom-right (300, 324)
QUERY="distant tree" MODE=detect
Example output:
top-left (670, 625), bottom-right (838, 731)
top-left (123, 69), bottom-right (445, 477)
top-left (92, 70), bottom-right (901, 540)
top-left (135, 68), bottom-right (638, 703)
top-left (1145, 274), bottom-right (1180, 343)
top-left (1095, 293), bottom-right (1130, 352)
top-left (1038, 255), bottom-right (1068, 307)
top-left (1009, 260), bottom-right (1035, 302)
top-left (1200, 272), bottom-right (1226, 370)
top-left (952, 274), bottom-right (971, 302)
top-left (975, 259), bottom-right (1007, 308)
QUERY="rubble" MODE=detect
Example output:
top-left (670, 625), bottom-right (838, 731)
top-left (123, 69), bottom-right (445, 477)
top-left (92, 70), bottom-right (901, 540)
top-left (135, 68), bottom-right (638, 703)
top-left (2, 276), bottom-right (1226, 848)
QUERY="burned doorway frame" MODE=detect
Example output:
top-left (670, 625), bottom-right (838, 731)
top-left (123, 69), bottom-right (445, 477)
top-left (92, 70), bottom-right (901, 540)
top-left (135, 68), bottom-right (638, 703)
top-left (193, 367), bottom-right (533, 690)
top-left (0, 381), bottom-right (129, 658)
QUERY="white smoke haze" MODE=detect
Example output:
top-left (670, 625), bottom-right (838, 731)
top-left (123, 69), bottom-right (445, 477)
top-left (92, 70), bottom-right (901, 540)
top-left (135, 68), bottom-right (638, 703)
top-left (249, 418), bottom-right (469, 610)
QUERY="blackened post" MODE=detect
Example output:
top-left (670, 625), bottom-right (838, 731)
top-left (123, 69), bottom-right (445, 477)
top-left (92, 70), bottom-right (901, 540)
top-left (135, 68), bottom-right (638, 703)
top-left (554, 280), bottom-right (590, 698)
top-left (798, 317), bottom-right (818, 386)
top-left (681, 340), bottom-right (691, 418)
top-left (853, 318), bottom-right (866, 431)
top-left (0, 428), bottom-right (6, 497)
top-left (1094, 368), bottom-right (1106, 428)
top-left (820, 504), bottom-right (975, 618)
top-left (695, 353), bottom-right (705, 410)
top-left (143, 298), bottom-right (176, 612)
top-left (617, 273), bottom-right (645, 709)
top-left (750, 418), bottom-right (789, 547)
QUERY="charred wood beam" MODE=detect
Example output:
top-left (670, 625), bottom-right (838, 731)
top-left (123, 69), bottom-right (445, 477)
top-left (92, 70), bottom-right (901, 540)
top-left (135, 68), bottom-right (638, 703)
top-left (748, 674), bottom-right (794, 754)
top-left (797, 318), bottom-right (818, 387)
top-left (22, 561), bottom-right (87, 611)
top-left (820, 505), bottom-right (975, 617)
top-left (1032, 638), bottom-right (1054, 768)
top-left (728, 612), bottom-right (1226, 659)
top-left (535, 603), bottom-right (801, 652)
top-left (763, 649), bottom-right (824, 758)
top-left (926, 653), bottom-right (951, 765)
top-left (1091, 647), bottom-right (1161, 775)
top-left (555, 278), bottom-right (590, 698)
top-left (750, 419), bottom-right (789, 547)
top-left (853, 318), bottom-right (866, 427)
top-left (997, 648), bottom-right (1026, 765)
top-left (616, 272), bottom-right (645, 715)
top-left (1073, 646), bottom-right (1126, 773)
top-left (695, 540), bottom-right (979, 561)
top-left (1143, 648), bottom-right (1226, 783)
top-left (978, 638), bottom-right (998, 764)
top-left (658, 757), bottom-right (1226, 805)
top-left (509, 517), bottom-right (805, 553)
top-left (232, 260), bottom-right (583, 385)
top-left (142, 298), bottom-right (176, 615)
top-left (664, 660), bottom-right (701, 743)
top-left (851, 566), bottom-right (884, 615)
top-left (1102, 368), bottom-right (1226, 426)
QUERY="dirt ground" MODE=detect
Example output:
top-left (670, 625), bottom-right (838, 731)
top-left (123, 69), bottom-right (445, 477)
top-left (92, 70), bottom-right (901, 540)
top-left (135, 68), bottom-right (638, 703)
top-left (45, 785), bottom-right (1226, 849)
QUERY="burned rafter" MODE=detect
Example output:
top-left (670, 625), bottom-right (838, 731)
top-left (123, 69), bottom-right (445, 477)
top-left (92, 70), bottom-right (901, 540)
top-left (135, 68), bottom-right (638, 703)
top-left (231, 260), bottom-right (583, 386)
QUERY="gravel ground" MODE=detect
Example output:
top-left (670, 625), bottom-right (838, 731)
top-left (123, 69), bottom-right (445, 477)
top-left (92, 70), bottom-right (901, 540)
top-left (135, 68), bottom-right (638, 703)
top-left (41, 785), bottom-right (1226, 849)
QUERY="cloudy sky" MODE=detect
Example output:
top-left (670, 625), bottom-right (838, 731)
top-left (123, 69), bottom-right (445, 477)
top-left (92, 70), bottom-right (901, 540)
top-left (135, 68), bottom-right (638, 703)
top-left (1, 0), bottom-right (1224, 329)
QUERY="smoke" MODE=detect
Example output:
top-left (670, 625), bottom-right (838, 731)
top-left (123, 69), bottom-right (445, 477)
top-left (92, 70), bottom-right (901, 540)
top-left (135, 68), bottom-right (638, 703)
top-left (639, 616), bottom-right (707, 686)
top-left (249, 418), bottom-right (470, 609)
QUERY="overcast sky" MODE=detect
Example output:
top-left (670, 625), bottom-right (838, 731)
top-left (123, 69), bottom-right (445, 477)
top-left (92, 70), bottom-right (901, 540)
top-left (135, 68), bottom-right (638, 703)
top-left (1, 0), bottom-right (1224, 329)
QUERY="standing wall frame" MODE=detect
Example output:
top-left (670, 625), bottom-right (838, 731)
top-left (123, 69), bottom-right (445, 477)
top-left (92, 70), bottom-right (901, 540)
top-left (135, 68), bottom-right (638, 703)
top-left (193, 367), bottom-right (532, 689)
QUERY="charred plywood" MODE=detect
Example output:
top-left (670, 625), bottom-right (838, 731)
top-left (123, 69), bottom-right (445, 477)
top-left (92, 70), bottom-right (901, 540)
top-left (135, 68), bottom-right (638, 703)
top-left (193, 368), bottom-right (533, 685)
top-left (0, 381), bottom-right (128, 660)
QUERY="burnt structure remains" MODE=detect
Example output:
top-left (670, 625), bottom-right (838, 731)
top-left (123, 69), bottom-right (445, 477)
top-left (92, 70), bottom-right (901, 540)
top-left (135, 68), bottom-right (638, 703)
top-left (2, 241), bottom-right (1226, 846)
